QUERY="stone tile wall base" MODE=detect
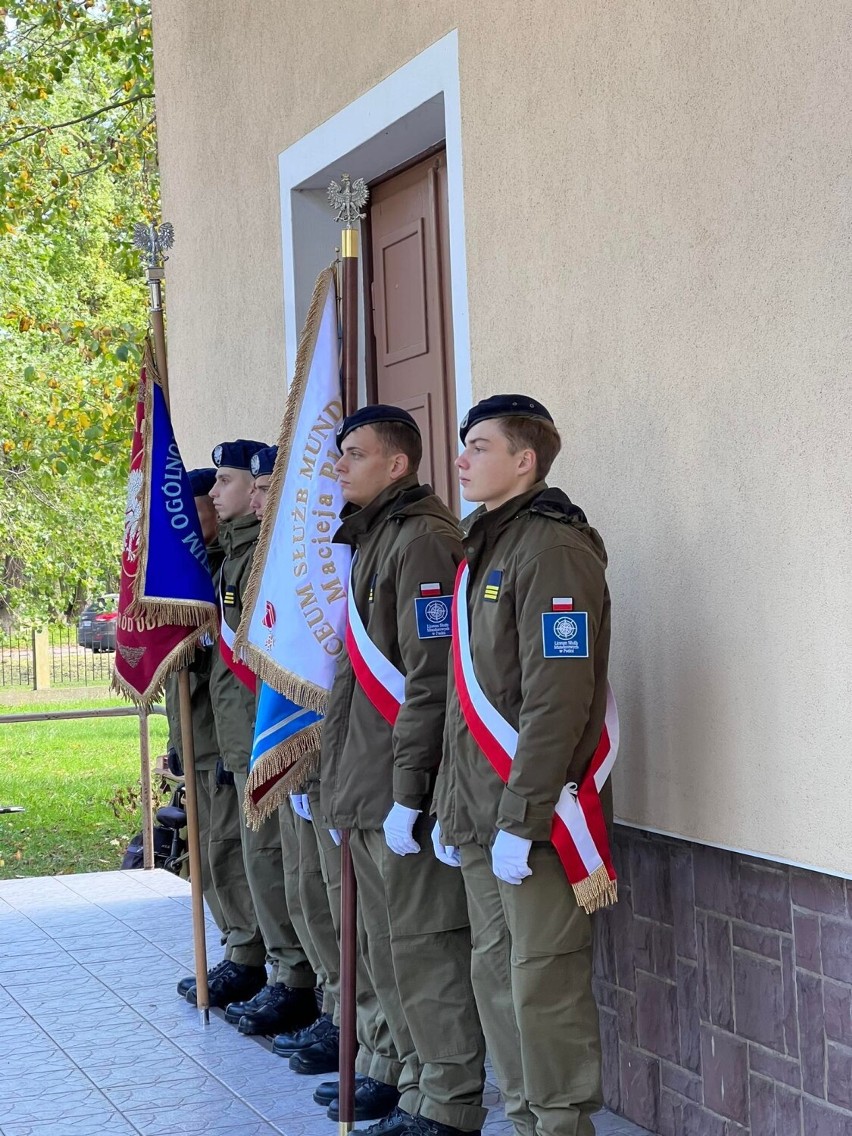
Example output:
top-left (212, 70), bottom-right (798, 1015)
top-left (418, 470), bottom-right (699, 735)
top-left (595, 826), bottom-right (852, 1135)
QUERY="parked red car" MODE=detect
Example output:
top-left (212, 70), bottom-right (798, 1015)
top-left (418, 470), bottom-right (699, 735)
top-left (77, 593), bottom-right (119, 652)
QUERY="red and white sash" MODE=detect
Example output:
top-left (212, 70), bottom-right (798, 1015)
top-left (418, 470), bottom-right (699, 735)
top-left (219, 586), bottom-right (257, 694)
top-left (452, 561), bottom-right (619, 913)
top-left (345, 554), bottom-right (406, 726)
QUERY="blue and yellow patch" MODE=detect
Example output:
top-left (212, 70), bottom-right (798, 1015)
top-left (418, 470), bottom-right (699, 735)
top-left (483, 569), bottom-right (503, 602)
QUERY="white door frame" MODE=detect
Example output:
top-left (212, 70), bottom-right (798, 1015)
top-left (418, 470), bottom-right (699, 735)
top-left (277, 30), bottom-right (471, 423)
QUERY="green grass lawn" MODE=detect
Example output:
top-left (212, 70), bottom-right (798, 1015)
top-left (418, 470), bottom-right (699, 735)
top-left (0, 697), bottom-right (170, 879)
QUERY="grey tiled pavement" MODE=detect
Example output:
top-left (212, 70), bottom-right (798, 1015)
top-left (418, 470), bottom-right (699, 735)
top-left (0, 870), bottom-right (651, 1136)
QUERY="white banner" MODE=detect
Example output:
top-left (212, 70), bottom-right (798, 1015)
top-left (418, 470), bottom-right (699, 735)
top-left (237, 267), bottom-right (350, 710)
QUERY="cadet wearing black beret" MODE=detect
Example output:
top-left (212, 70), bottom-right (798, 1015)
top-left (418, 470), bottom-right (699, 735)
top-left (212, 438), bottom-right (268, 470)
top-left (187, 467), bottom-right (217, 498)
top-left (435, 390), bottom-right (613, 1136)
top-left (204, 433), bottom-right (320, 1029)
top-left (250, 445), bottom-right (278, 479)
top-left (336, 404), bottom-right (420, 448)
top-left (458, 394), bottom-right (553, 444)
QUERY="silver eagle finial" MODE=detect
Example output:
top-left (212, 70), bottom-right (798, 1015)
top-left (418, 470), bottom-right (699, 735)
top-left (132, 221), bottom-right (175, 269)
top-left (327, 174), bottom-right (369, 226)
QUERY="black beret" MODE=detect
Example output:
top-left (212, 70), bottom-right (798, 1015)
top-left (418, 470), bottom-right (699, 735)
top-left (187, 467), bottom-right (217, 497)
top-left (336, 404), bottom-right (420, 448)
top-left (211, 438), bottom-right (267, 470)
top-left (459, 394), bottom-right (554, 444)
top-left (250, 445), bottom-right (278, 478)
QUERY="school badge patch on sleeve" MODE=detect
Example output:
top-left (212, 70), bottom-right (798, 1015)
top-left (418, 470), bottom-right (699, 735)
top-left (541, 611), bottom-right (589, 658)
top-left (414, 595), bottom-right (452, 639)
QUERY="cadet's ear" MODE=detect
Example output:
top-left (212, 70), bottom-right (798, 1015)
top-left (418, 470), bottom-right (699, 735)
top-left (389, 451), bottom-right (410, 480)
top-left (517, 448), bottom-right (536, 476)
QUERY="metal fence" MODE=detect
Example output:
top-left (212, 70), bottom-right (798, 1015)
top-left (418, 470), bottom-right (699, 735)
top-left (0, 625), bottom-right (114, 689)
top-left (50, 623), bottom-right (114, 686)
top-left (0, 628), bottom-right (31, 688)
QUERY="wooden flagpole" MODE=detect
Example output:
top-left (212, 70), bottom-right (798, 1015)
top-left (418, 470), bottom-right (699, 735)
top-left (329, 174), bottom-right (368, 1135)
top-left (138, 709), bottom-right (155, 869)
top-left (137, 222), bottom-right (210, 1023)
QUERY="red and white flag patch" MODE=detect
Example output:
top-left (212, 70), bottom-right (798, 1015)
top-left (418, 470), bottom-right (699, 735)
top-left (552, 597), bottom-right (574, 611)
top-left (420, 582), bottom-right (442, 597)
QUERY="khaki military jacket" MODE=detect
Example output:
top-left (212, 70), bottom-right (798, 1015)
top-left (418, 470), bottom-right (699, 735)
top-left (165, 542), bottom-right (224, 772)
top-left (319, 475), bottom-right (463, 830)
top-left (209, 513), bottom-right (260, 775)
top-left (434, 483), bottom-right (611, 846)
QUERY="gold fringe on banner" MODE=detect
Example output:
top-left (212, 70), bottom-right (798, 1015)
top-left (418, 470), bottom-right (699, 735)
top-left (235, 265), bottom-right (338, 714)
top-left (246, 654), bottom-right (329, 717)
top-left (243, 726), bottom-right (324, 829)
top-left (128, 339), bottom-right (218, 633)
top-left (572, 864), bottom-right (619, 914)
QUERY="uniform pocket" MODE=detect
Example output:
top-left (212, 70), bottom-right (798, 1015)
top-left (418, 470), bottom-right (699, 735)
top-left (499, 842), bottom-right (592, 958)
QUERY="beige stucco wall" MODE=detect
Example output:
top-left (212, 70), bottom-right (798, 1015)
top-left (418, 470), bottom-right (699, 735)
top-left (151, 0), bottom-right (851, 877)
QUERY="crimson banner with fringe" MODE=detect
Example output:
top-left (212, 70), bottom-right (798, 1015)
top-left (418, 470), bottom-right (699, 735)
top-left (112, 343), bottom-right (217, 707)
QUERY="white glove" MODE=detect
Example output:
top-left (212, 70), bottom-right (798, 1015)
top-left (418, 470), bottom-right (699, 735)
top-left (328, 829), bottom-right (342, 846)
top-left (290, 794), bottom-right (312, 822)
top-left (382, 802), bottom-right (421, 856)
top-left (491, 830), bottom-right (532, 885)
top-left (431, 821), bottom-right (461, 868)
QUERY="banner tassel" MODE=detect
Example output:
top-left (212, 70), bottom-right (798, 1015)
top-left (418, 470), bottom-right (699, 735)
top-left (572, 864), bottom-right (618, 914)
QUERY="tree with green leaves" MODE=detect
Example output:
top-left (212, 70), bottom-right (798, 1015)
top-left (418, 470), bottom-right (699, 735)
top-left (0, 0), bottom-right (157, 627)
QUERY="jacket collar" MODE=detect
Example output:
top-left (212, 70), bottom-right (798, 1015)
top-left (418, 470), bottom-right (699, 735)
top-left (462, 481), bottom-right (549, 544)
top-left (218, 512), bottom-right (260, 556)
top-left (334, 474), bottom-right (423, 545)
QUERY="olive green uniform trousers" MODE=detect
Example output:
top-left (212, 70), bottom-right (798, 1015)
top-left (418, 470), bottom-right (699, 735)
top-left (306, 786), bottom-right (401, 1083)
top-left (196, 767), bottom-right (265, 967)
top-left (350, 817), bottom-right (487, 1131)
top-left (279, 801), bottom-right (336, 1010)
top-left (459, 842), bottom-right (602, 1136)
top-left (232, 771), bottom-right (314, 989)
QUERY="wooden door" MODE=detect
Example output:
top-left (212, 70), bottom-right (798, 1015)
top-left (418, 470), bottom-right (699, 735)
top-left (368, 151), bottom-right (458, 510)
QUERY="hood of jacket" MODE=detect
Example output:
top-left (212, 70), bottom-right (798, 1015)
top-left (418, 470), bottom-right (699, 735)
top-left (462, 482), bottom-right (607, 565)
top-left (218, 512), bottom-right (260, 558)
top-left (334, 475), bottom-right (460, 546)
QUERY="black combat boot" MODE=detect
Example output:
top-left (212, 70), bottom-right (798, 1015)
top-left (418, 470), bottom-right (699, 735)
top-left (237, 982), bottom-right (319, 1036)
top-left (313, 1073), bottom-right (368, 1105)
top-left (224, 983), bottom-right (275, 1024)
top-left (350, 1106), bottom-right (415, 1136)
top-left (289, 1026), bottom-right (340, 1074)
top-left (408, 1119), bottom-right (481, 1136)
top-left (185, 961), bottom-right (267, 1009)
top-left (272, 1013), bottom-right (337, 1056)
top-left (176, 959), bottom-right (232, 998)
top-left (328, 1080), bottom-right (402, 1122)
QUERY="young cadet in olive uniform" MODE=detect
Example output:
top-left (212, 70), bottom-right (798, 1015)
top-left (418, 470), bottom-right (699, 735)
top-left (170, 468), bottom-right (266, 999)
top-left (320, 405), bottom-right (487, 1136)
top-left (245, 447), bottom-right (401, 1108)
top-left (200, 438), bottom-right (318, 1034)
top-left (433, 396), bottom-right (612, 1136)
